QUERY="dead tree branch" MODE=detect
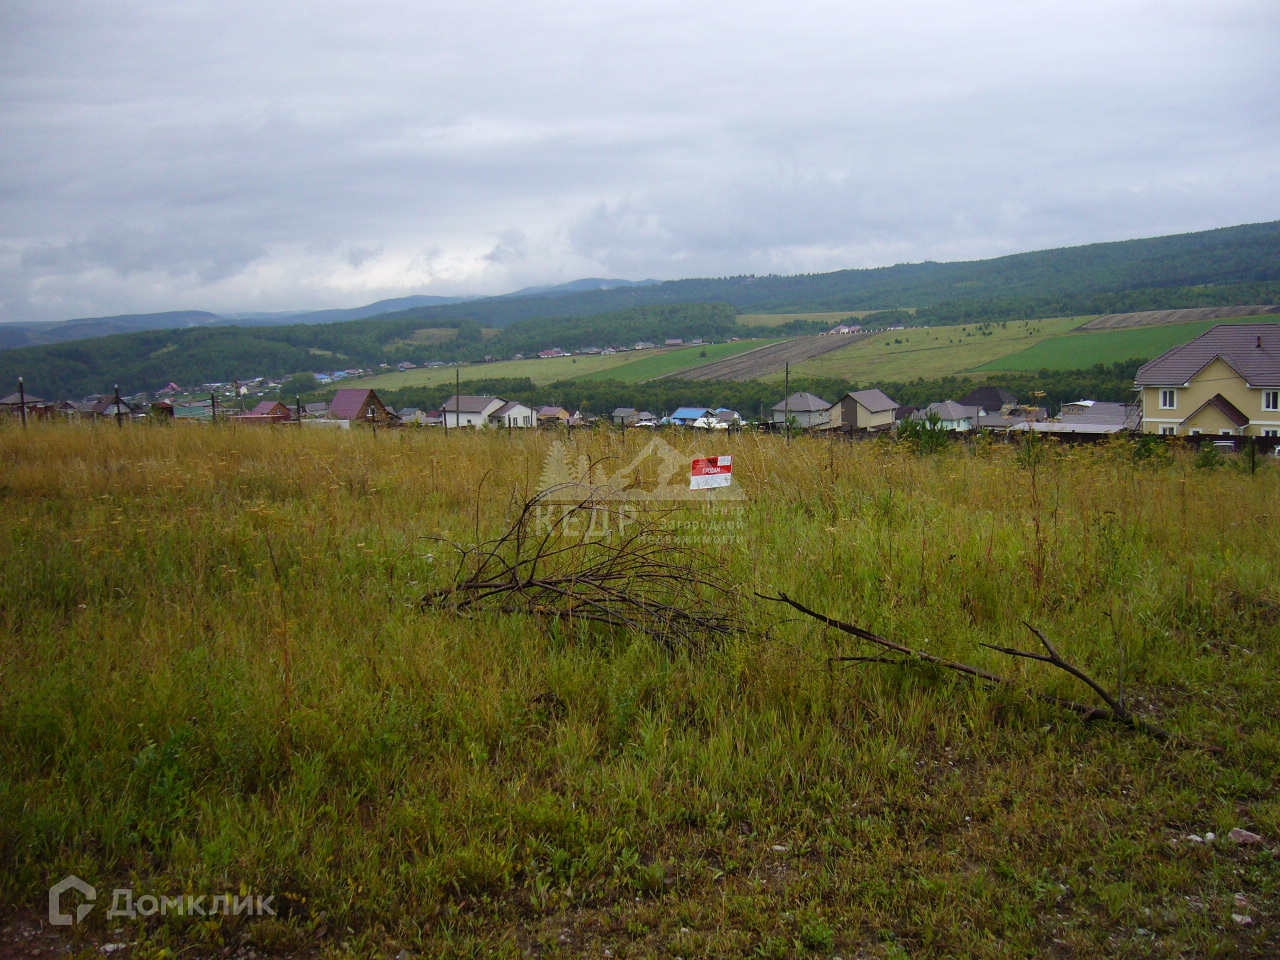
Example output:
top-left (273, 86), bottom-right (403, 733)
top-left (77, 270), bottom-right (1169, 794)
top-left (422, 485), bottom-right (753, 653)
top-left (759, 592), bottom-right (1172, 742)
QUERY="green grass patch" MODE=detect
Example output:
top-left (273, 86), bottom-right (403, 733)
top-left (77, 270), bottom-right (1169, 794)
top-left (1, 423), bottom-right (1278, 958)
top-left (978, 315), bottom-right (1275, 372)
top-left (783, 317), bottom-right (1089, 382)
top-left (357, 351), bottom-right (642, 388)
top-left (576, 338), bottom-right (783, 382)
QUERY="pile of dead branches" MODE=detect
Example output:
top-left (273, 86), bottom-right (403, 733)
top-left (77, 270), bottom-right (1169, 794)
top-left (421, 486), bottom-right (751, 653)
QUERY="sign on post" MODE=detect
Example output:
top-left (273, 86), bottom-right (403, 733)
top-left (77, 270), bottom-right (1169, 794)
top-left (690, 456), bottom-right (733, 490)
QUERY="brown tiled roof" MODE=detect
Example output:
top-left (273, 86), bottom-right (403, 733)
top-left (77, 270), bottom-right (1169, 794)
top-left (328, 388), bottom-right (382, 420)
top-left (772, 392), bottom-right (831, 412)
top-left (847, 388), bottom-right (898, 413)
top-left (1134, 323), bottom-right (1280, 387)
top-left (1182, 393), bottom-right (1250, 428)
top-left (443, 395), bottom-right (501, 414)
top-left (959, 386), bottom-right (1018, 411)
top-left (919, 400), bottom-right (979, 421)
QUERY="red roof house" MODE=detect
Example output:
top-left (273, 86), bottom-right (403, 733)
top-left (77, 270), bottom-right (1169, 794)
top-left (326, 388), bottom-right (397, 424)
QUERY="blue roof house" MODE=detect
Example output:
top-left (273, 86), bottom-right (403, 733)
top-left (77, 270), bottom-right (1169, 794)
top-left (668, 406), bottom-right (710, 425)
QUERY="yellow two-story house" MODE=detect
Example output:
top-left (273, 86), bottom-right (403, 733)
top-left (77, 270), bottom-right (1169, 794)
top-left (1136, 324), bottom-right (1280, 437)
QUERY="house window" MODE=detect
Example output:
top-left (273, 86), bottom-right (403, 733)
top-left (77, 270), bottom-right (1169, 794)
top-left (1265, 390), bottom-right (1279, 411)
top-left (1161, 426), bottom-right (1176, 435)
top-left (1220, 429), bottom-right (1233, 435)
top-left (1160, 389), bottom-right (1176, 409)
top-left (1189, 428), bottom-right (1202, 436)
top-left (1264, 429), bottom-right (1279, 437)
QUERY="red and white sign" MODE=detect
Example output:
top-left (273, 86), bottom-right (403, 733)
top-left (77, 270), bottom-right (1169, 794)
top-left (690, 455), bottom-right (733, 490)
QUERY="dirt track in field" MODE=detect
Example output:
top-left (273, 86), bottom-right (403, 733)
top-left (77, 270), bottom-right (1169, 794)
top-left (655, 333), bottom-right (873, 381)
top-left (1079, 305), bottom-right (1279, 330)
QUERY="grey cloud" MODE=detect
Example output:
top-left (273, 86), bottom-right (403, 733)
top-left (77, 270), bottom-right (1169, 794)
top-left (1, 1), bottom-right (1278, 321)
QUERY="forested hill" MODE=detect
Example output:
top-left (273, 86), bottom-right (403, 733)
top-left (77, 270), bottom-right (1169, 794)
top-left (390, 220), bottom-right (1280, 327)
top-left (5, 220), bottom-right (1280, 399)
top-left (0, 303), bottom-right (743, 400)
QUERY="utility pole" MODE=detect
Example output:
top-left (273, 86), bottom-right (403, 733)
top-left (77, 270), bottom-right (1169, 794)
top-left (210, 392), bottom-right (218, 422)
top-left (113, 384), bottom-right (124, 428)
top-left (18, 377), bottom-right (26, 430)
top-left (784, 362), bottom-right (790, 442)
top-left (456, 368), bottom-right (461, 431)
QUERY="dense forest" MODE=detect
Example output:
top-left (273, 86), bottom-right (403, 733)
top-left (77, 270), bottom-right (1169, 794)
top-left (363, 360), bottom-right (1145, 422)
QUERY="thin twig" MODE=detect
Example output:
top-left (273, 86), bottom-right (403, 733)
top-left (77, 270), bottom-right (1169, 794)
top-left (760, 592), bottom-right (1172, 741)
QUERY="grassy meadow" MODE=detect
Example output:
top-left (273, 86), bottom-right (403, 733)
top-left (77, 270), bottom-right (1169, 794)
top-left (781, 318), bottom-right (1089, 383)
top-left (576, 339), bottom-right (783, 383)
top-left (978, 316), bottom-right (1275, 373)
top-left (1, 422), bottom-right (1278, 958)
top-left (356, 352), bottom-right (642, 389)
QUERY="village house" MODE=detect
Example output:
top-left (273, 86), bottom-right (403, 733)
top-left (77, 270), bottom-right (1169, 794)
top-left (771, 392), bottom-right (832, 429)
top-left (0, 391), bottom-right (53, 419)
top-left (824, 389), bottom-right (898, 433)
top-left (1010, 400), bottom-right (1141, 436)
top-left (233, 400), bottom-right (294, 424)
top-left (537, 405), bottom-right (573, 425)
top-left (959, 386), bottom-right (1020, 415)
top-left (442, 395), bottom-right (505, 428)
top-left (1136, 324), bottom-right (1280, 437)
top-left (611, 407), bottom-right (656, 426)
top-left (914, 400), bottom-right (979, 431)
top-left (666, 406), bottom-right (710, 426)
top-left (488, 400), bottom-right (535, 428)
top-left (327, 388), bottom-right (397, 425)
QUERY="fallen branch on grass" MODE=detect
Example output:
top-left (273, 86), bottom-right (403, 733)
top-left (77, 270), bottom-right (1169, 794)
top-left (422, 485), bottom-right (752, 653)
top-left (759, 591), bottom-right (1172, 742)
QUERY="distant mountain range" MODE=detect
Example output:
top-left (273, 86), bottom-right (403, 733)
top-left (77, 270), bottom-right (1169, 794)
top-left (0, 279), bottom-right (658, 350)
top-left (3, 222), bottom-right (1280, 399)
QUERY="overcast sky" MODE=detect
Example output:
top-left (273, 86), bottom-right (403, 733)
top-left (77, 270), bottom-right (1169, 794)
top-left (1, 0), bottom-right (1278, 323)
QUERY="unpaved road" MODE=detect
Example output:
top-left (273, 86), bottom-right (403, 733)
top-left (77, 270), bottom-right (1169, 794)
top-left (655, 333), bottom-right (873, 381)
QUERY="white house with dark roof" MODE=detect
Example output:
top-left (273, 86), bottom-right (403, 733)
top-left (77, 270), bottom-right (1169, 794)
top-left (487, 400), bottom-right (535, 428)
top-left (1135, 324), bottom-right (1280, 436)
top-left (442, 395), bottom-right (505, 428)
top-left (771, 392), bottom-right (832, 428)
top-left (914, 400), bottom-right (979, 431)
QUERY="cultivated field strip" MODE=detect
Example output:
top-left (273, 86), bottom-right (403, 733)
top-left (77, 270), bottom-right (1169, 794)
top-left (1080, 304), bottom-right (1280, 330)
top-left (654, 332), bottom-right (873, 381)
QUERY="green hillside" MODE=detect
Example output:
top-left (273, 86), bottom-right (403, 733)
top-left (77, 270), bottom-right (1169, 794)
top-left (576, 340), bottom-right (781, 383)
top-left (978, 315), bottom-right (1273, 372)
top-left (368, 221), bottom-right (1280, 327)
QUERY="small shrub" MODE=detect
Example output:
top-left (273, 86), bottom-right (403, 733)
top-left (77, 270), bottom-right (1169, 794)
top-left (1193, 444), bottom-right (1225, 470)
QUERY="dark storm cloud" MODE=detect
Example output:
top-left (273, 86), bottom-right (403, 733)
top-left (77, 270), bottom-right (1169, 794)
top-left (1, 0), bottom-right (1278, 321)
